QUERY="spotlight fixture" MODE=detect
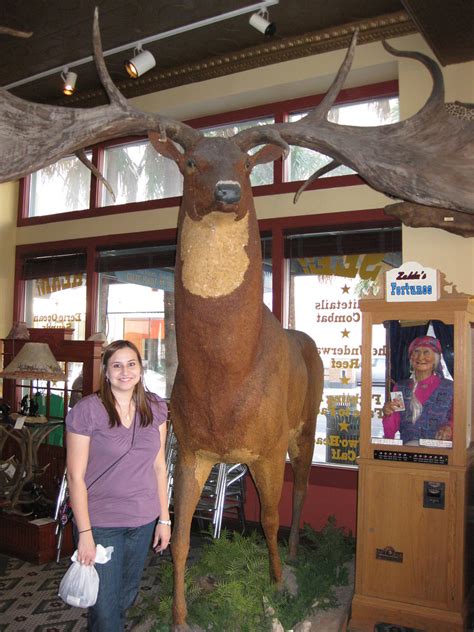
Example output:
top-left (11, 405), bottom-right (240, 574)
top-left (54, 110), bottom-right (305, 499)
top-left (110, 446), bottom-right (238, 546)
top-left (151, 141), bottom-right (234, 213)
top-left (124, 44), bottom-right (156, 79)
top-left (61, 68), bottom-right (77, 96)
top-left (249, 8), bottom-right (276, 37)
top-left (4, 2), bottom-right (279, 92)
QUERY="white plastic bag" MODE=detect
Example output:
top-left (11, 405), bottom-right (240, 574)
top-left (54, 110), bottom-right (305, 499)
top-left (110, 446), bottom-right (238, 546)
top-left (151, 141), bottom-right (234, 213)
top-left (58, 544), bottom-right (113, 608)
top-left (58, 561), bottom-right (99, 608)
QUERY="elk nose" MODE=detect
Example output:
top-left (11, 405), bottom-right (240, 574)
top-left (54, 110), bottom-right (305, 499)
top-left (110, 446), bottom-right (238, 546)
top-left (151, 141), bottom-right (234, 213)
top-left (215, 181), bottom-right (241, 204)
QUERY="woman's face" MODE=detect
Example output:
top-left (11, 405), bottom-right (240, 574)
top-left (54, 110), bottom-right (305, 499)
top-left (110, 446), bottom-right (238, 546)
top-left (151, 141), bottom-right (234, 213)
top-left (410, 345), bottom-right (436, 379)
top-left (106, 347), bottom-right (142, 394)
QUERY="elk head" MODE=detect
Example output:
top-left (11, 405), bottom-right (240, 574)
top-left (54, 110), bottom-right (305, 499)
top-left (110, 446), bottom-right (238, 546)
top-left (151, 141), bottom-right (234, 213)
top-left (148, 132), bottom-right (286, 304)
top-left (149, 132), bottom-right (285, 222)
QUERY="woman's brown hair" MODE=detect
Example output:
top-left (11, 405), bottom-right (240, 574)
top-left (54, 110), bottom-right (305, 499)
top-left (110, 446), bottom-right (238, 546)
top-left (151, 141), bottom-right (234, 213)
top-left (99, 340), bottom-right (154, 427)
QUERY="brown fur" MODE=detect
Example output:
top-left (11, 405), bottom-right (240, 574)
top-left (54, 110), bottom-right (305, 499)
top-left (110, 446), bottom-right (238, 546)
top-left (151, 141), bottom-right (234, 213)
top-left (149, 133), bottom-right (324, 629)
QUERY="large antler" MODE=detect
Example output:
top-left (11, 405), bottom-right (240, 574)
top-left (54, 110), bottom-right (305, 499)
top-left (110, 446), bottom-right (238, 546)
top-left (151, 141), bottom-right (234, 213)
top-left (385, 202), bottom-right (474, 237)
top-left (0, 9), bottom-right (200, 184)
top-left (1, 13), bottom-right (473, 234)
top-left (0, 26), bottom-right (32, 38)
top-left (235, 32), bottom-right (474, 216)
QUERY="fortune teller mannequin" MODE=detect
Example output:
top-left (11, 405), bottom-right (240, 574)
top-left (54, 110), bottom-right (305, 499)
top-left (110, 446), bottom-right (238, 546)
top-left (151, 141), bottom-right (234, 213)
top-left (382, 335), bottom-right (453, 445)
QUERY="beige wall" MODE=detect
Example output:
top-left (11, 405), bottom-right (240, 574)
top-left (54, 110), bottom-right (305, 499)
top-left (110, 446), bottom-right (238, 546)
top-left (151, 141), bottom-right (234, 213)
top-left (132, 39), bottom-right (398, 120)
top-left (0, 181), bottom-right (18, 337)
top-left (6, 33), bottom-right (474, 336)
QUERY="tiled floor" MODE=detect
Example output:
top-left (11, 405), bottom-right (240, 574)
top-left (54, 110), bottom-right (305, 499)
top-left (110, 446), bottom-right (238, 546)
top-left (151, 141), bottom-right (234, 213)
top-left (2, 545), bottom-right (472, 632)
top-left (1, 552), bottom-right (89, 631)
top-left (0, 547), bottom-right (172, 631)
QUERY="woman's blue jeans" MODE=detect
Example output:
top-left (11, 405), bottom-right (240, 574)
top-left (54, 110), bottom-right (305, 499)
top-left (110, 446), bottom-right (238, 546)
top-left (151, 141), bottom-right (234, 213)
top-left (86, 520), bottom-right (155, 632)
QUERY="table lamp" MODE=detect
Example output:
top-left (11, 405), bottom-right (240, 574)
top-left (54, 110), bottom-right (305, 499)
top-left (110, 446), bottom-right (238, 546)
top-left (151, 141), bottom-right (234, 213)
top-left (0, 342), bottom-right (66, 421)
top-left (0, 342), bottom-right (66, 513)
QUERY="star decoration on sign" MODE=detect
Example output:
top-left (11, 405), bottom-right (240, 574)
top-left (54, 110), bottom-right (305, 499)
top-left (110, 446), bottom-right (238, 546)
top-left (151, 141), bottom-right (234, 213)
top-left (338, 421), bottom-right (349, 432)
top-left (341, 284), bottom-right (350, 294)
top-left (341, 328), bottom-right (350, 338)
top-left (340, 375), bottom-right (350, 385)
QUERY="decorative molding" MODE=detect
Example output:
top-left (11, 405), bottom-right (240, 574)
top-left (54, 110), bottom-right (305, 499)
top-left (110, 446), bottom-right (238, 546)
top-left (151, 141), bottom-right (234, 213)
top-left (61, 11), bottom-right (416, 107)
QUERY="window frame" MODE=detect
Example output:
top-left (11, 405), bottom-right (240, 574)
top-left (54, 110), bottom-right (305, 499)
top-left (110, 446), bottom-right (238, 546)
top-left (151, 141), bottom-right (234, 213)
top-left (17, 80), bottom-right (398, 227)
top-left (14, 209), bottom-right (399, 338)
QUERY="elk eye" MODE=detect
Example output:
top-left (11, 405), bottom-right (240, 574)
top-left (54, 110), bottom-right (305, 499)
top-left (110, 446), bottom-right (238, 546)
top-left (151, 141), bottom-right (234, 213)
top-left (186, 158), bottom-right (196, 171)
top-left (244, 158), bottom-right (251, 171)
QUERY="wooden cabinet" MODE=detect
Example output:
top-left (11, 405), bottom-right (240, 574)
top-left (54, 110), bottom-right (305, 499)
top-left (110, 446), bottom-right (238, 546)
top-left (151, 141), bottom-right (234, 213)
top-left (349, 296), bottom-right (474, 632)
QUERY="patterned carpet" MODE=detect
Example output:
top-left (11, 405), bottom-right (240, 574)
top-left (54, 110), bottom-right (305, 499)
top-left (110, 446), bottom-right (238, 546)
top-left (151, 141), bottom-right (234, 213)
top-left (2, 545), bottom-right (472, 631)
top-left (0, 547), bottom-right (174, 632)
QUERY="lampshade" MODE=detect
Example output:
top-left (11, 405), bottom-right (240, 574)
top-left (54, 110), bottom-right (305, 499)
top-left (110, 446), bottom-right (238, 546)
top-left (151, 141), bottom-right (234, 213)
top-left (0, 342), bottom-right (66, 381)
top-left (6, 321), bottom-right (30, 340)
top-left (88, 331), bottom-right (108, 347)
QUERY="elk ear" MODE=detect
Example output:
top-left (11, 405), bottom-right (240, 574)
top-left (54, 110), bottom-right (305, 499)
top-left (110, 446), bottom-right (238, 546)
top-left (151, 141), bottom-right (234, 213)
top-left (249, 144), bottom-right (285, 167)
top-left (148, 131), bottom-right (186, 171)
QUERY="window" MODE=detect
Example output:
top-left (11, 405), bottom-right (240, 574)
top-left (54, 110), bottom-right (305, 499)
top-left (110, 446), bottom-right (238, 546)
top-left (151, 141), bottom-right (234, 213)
top-left (261, 234), bottom-right (273, 311)
top-left (101, 140), bottom-right (183, 207)
top-left (286, 96), bottom-right (399, 182)
top-left (22, 253), bottom-right (88, 340)
top-left (28, 153), bottom-right (92, 216)
top-left (285, 226), bottom-right (402, 466)
top-left (20, 83), bottom-right (398, 222)
top-left (97, 244), bottom-right (177, 399)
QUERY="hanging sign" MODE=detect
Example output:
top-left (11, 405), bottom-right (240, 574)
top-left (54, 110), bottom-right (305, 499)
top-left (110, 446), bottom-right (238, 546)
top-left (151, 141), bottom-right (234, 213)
top-left (114, 269), bottom-right (174, 292)
top-left (386, 261), bottom-right (439, 302)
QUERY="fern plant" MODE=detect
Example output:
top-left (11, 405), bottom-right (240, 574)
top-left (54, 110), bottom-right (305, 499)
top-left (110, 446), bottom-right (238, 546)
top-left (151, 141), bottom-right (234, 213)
top-left (132, 517), bottom-right (354, 631)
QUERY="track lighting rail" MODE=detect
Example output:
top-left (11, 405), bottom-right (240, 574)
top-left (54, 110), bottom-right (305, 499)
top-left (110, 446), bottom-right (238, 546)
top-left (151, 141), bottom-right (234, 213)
top-left (2, 1), bottom-right (279, 91)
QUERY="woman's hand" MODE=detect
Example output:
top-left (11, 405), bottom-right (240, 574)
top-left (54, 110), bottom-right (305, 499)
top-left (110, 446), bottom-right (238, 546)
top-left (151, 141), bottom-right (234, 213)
top-left (77, 531), bottom-right (96, 566)
top-left (435, 425), bottom-right (453, 441)
top-left (153, 522), bottom-right (171, 553)
top-left (382, 400), bottom-right (398, 417)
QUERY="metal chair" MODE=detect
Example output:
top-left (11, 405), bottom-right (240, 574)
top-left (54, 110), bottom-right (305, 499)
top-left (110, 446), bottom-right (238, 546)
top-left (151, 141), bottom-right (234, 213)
top-left (54, 466), bottom-right (72, 562)
top-left (166, 422), bottom-right (247, 538)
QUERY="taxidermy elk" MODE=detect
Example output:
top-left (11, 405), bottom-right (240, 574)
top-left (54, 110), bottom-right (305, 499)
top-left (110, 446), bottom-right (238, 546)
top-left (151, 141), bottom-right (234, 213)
top-left (1, 10), bottom-right (474, 629)
top-left (147, 127), bottom-right (324, 626)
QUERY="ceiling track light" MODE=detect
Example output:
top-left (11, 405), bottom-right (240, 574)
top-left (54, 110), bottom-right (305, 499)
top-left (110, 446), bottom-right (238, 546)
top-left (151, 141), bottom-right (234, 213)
top-left (249, 7), bottom-right (276, 36)
top-left (124, 44), bottom-right (156, 79)
top-left (61, 68), bottom-right (77, 96)
top-left (4, 1), bottom-right (279, 91)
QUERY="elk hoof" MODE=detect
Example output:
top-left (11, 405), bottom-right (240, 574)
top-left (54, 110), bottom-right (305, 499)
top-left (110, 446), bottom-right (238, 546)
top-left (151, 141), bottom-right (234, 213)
top-left (282, 565), bottom-right (298, 596)
top-left (288, 545), bottom-right (298, 561)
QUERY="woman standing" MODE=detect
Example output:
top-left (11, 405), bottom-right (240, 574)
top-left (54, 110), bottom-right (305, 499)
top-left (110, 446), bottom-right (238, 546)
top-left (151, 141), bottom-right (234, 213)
top-left (66, 340), bottom-right (171, 631)
top-left (382, 335), bottom-right (453, 445)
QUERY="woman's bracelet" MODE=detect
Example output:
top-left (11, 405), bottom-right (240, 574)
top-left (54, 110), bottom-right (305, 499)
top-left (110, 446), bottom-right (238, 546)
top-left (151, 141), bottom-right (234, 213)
top-left (157, 519), bottom-right (171, 526)
top-left (79, 528), bottom-right (92, 534)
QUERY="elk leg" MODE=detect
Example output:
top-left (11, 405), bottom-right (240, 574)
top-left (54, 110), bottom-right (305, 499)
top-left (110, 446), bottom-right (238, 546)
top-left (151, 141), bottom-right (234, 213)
top-left (287, 424), bottom-right (315, 559)
top-left (249, 456), bottom-right (286, 584)
top-left (172, 452), bottom-right (213, 630)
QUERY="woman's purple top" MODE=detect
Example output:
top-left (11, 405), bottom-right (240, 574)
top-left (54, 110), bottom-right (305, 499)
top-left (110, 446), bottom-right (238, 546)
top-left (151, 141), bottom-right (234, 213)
top-left (66, 392), bottom-right (168, 528)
